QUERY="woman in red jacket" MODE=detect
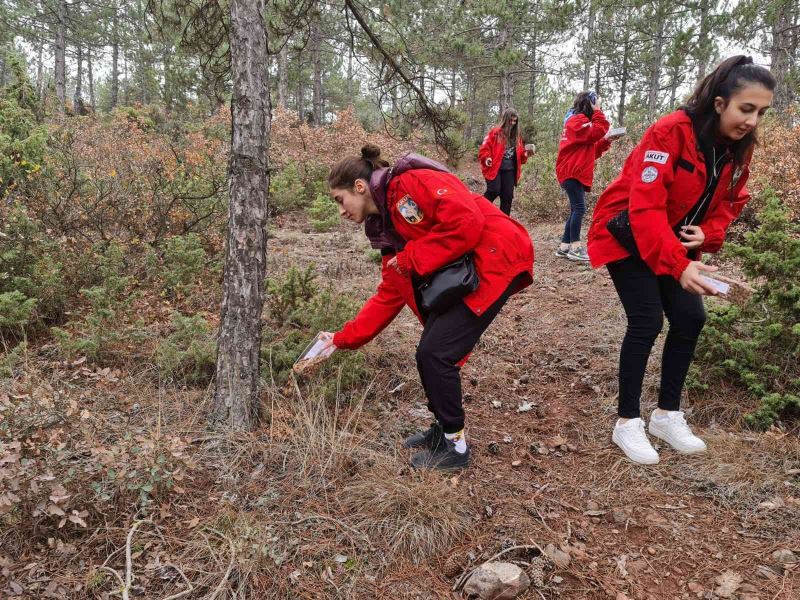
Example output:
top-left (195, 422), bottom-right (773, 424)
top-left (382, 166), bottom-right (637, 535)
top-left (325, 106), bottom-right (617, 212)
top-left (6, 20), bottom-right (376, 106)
top-left (587, 56), bottom-right (775, 465)
top-left (318, 144), bottom-right (534, 471)
top-left (555, 91), bottom-right (620, 261)
top-left (479, 109), bottom-right (534, 215)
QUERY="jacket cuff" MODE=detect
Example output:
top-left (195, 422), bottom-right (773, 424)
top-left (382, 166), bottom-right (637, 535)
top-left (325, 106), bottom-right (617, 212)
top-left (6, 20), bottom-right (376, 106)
top-left (332, 330), bottom-right (354, 350)
top-left (395, 250), bottom-right (412, 275)
top-left (670, 256), bottom-right (692, 281)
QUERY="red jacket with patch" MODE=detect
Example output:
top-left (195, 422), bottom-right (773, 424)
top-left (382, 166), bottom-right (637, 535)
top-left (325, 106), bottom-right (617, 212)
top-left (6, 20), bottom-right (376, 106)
top-left (555, 109), bottom-right (611, 190)
top-left (478, 127), bottom-right (529, 183)
top-left (587, 110), bottom-right (752, 280)
top-left (333, 169), bottom-right (534, 350)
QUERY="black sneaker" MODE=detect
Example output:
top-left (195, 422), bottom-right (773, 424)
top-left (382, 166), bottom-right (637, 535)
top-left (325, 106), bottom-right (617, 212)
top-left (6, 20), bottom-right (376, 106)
top-left (403, 422), bottom-right (442, 449)
top-left (410, 435), bottom-right (470, 471)
top-left (555, 247), bottom-right (569, 258)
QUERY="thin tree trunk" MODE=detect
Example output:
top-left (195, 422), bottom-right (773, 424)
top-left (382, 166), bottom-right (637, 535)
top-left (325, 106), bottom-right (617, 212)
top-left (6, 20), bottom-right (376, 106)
top-left (647, 3), bottom-right (666, 120)
top-left (111, 8), bottom-right (119, 108)
top-left (55, 0), bottom-right (67, 111)
top-left (527, 27), bottom-right (538, 119)
top-left (298, 74), bottom-right (305, 122)
top-left (36, 35), bottom-right (44, 95)
top-left (449, 67), bottom-right (457, 108)
top-left (74, 43), bottom-right (83, 112)
top-left (278, 42), bottom-right (288, 107)
top-left (464, 74), bottom-right (476, 143)
top-left (583, 1), bottom-right (595, 90)
top-left (87, 47), bottom-right (96, 111)
top-left (163, 45), bottom-right (172, 110)
top-left (347, 46), bottom-right (354, 104)
top-left (770, 2), bottom-right (793, 112)
top-left (618, 19), bottom-right (631, 126)
top-left (311, 14), bottom-right (323, 125)
top-left (124, 51), bottom-right (129, 105)
top-left (695, 0), bottom-right (712, 83)
top-left (213, 0), bottom-right (271, 430)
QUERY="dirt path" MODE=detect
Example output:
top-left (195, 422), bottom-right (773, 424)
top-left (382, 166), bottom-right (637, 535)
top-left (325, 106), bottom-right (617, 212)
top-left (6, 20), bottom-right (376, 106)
top-left (273, 217), bottom-right (799, 599)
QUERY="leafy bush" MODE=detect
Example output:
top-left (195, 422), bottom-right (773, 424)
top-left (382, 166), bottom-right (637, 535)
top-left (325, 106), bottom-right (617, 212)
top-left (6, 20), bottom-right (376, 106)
top-left (162, 233), bottom-right (206, 297)
top-left (0, 291), bottom-right (36, 333)
top-left (155, 312), bottom-right (216, 384)
top-left (262, 267), bottom-right (366, 401)
top-left (693, 190), bottom-right (800, 428)
top-left (269, 161), bottom-right (306, 215)
top-left (307, 193), bottom-right (340, 232)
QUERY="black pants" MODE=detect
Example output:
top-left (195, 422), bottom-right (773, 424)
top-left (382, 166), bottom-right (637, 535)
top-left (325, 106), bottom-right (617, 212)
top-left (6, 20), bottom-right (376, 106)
top-left (484, 168), bottom-right (516, 215)
top-left (607, 256), bottom-right (706, 419)
top-left (561, 178), bottom-right (586, 243)
top-left (415, 274), bottom-right (525, 433)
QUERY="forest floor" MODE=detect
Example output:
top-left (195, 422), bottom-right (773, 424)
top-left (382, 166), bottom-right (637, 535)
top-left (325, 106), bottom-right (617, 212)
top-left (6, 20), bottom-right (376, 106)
top-left (2, 215), bottom-right (798, 600)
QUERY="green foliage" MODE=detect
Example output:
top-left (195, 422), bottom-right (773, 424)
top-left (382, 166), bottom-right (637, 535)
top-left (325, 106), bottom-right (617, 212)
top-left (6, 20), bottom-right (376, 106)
top-left (262, 267), bottom-right (366, 401)
top-left (0, 52), bottom-right (46, 200)
top-left (693, 190), bottom-right (800, 428)
top-left (162, 233), bottom-right (206, 296)
top-left (0, 340), bottom-right (27, 379)
top-left (269, 161), bottom-right (307, 215)
top-left (0, 290), bottom-right (36, 333)
top-left (155, 312), bottom-right (216, 384)
top-left (306, 193), bottom-right (340, 232)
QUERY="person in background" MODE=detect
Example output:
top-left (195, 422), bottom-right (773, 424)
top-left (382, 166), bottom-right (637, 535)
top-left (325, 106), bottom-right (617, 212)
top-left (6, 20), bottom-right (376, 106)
top-left (318, 144), bottom-right (534, 470)
top-left (587, 56), bottom-right (775, 464)
top-left (555, 91), bottom-right (622, 261)
top-left (479, 108), bottom-right (535, 216)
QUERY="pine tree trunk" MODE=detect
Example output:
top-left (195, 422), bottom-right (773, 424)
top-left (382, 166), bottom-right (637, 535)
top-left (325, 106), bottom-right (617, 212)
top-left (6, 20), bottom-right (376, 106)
top-left (449, 67), bottom-right (457, 108)
top-left (212, 0), bottom-right (271, 431)
top-left (347, 46), bottom-right (354, 104)
top-left (124, 51), bottom-right (129, 105)
top-left (583, 1), bottom-right (595, 91)
top-left (771, 2), bottom-right (793, 112)
top-left (87, 48), bottom-right (96, 111)
top-left (111, 8), bottom-right (119, 109)
top-left (618, 20), bottom-right (631, 126)
top-left (311, 14), bottom-right (323, 125)
top-left (298, 76), bottom-right (305, 122)
top-left (695, 0), bottom-right (712, 83)
top-left (74, 44), bottom-right (83, 111)
top-left (163, 45), bottom-right (172, 110)
top-left (278, 43), bottom-right (288, 107)
top-left (527, 28), bottom-right (538, 120)
top-left (55, 0), bottom-right (67, 111)
top-left (647, 3), bottom-right (666, 120)
top-left (36, 35), bottom-right (44, 96)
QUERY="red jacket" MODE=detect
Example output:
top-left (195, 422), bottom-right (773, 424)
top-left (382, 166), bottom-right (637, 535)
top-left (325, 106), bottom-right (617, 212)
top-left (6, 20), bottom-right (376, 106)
top-left (555, 109), bottom-right (611, 190)
top-left (478, 127), bottom-right (529, 183)
top-left (587, 110), bottom-right (752, 280)
top-left (333, 169), bottom-right (534, 350)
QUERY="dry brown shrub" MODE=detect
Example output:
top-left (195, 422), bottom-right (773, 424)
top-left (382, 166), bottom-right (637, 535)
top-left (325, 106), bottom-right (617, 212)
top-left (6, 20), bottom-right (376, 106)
top-left (750, 110), bottom-right (800, 219)
top-left (339, 466), bottom-right (470, 565)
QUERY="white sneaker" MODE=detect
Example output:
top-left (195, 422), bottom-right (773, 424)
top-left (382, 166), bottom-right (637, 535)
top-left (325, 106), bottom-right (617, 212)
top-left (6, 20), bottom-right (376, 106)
top-left (648, 411), bottom-right (707, 454)
top-left (612, 418), bottom-right (660, 465)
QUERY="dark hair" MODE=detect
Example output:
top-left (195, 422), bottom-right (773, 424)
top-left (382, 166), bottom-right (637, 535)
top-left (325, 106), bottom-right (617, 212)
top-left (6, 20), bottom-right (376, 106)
top-left (327, 143), bottom-right (390, 189)
top-left (571, 91), bottom-right (597, 120)
top-left (683, 55), bottom-right (776, 166)
top-left (498, 108), bottom-right (520, 146)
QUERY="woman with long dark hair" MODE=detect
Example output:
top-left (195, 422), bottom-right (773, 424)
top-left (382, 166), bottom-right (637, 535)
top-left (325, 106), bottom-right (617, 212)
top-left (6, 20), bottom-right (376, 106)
top-left (555, 91), bottom-right (622, 261)
top-left (587, 56), bottom-right (775, 464)
top-left (479, 108), bottom-right (534, 215)
top-left (317, 145), bottom-right (534, 470)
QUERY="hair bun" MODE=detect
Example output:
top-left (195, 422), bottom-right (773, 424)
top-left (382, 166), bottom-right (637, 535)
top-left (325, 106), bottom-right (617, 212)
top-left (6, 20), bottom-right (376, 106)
top-left (361, 144), bottom-right (382, 162)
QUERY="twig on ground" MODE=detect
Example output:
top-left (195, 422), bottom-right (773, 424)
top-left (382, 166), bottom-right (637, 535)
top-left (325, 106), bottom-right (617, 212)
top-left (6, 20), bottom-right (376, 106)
top-left (205, 528), bottom-right (236, 600)
top-left (291, 514), bottom-right (373, 549)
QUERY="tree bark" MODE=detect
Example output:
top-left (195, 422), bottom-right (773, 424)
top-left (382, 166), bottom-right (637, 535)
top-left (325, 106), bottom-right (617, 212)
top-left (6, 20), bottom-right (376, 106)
top-left (311, 13), bottom-right (323, 125)
top-left (583, 1), bottom-right (595, 91)
top-left (74, 43), bottom-right (83, 112)
top-left (36, 33), bottom-right (44, 96)
top-left (87, 47), bottom-right (96, 111)
top-left (647, 2), bottom-right (666, 120)
top-left (111, 7), bottom-right (120, 109)
top-left (695, 0), bottom-right (713, 83)
top-left (770, 1), bottom-right (794, 112)
top-left (212, 0), bottom-right (271, 430)
top-left (618, 18), bottom-right (631, 126)
top-left (278, 42), bottom-right (288, 107)
top-left (527, 27), bottom-right (538, 120)
top-left (55, 0), bottom-right (67, 111)
top-left (449, 67), bottom-right (457, 108)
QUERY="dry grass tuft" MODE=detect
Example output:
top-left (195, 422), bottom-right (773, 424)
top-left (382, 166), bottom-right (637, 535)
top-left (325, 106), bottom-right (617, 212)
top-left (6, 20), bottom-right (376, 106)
top-left (339, 467), bottom-right (470, 565)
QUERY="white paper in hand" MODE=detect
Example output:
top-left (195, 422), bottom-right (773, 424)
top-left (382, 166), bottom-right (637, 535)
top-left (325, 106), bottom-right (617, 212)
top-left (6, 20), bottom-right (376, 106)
top-left (293, 332), bottom-right (336, 374)
top-left (700, 275), bottom-right (730, 295)
top-left (606, 127), bottom-right (627, 138)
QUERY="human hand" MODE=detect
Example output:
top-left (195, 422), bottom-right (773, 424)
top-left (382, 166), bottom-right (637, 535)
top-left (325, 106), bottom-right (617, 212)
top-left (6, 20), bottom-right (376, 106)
top-left (679, 261), bottom-right (719, 295)
top-left (679, 225), bottom-right (705, 250)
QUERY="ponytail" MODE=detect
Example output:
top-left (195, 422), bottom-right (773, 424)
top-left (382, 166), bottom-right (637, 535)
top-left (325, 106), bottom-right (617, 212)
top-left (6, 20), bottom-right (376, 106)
top-left (683, 55), bottom-right (776, 166)
top-left (328, 144), bottom-right (390, 189)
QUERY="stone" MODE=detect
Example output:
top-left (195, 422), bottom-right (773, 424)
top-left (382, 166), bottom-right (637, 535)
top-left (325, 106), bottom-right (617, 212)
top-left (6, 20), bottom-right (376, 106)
top-left (544, 543), bottom-right (571, 569)
top-left (463, 562), bottom-right (530, 600)
top-left (771, 549), bottom-right (797, 565)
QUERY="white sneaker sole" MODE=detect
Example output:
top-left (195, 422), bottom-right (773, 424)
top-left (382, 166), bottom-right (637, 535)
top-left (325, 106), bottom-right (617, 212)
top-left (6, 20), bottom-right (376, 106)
top-left (566, 254), bottom-right (590, 262)
top-left (612, 430), bottom-right (660, 465)
top-left (648, 425), bottom-right (707, 455)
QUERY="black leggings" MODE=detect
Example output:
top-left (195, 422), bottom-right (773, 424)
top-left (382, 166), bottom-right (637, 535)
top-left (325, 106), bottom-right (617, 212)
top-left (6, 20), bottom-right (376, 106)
top-left (415, 274), bottom-right (525, 433)
top-left (484, 168), bottom-right (516, 215)
top-left (607, 256), bottom-right (706, 419)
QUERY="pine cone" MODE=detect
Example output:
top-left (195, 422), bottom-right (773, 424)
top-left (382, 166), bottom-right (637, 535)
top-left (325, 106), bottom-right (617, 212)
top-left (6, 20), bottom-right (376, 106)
top-left (442, 555), bottom-right (465, 579)
top-left (528, 556), bottom-right (548, 588)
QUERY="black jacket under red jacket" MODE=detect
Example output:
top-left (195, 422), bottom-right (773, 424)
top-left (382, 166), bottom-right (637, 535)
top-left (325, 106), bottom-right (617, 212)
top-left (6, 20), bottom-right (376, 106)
top-left (587, 110), bottom-right (752, 280)
top-left (478, 127), bottom-right (529, 184)
top-left (333, 169), bottom-right (534, 350)
top-left (555, 109), bottom-right (611, 190)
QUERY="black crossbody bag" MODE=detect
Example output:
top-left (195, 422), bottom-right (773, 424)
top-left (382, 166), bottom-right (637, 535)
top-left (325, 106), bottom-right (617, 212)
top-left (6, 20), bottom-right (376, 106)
top-left (416, 254), bottom-right (479, 314)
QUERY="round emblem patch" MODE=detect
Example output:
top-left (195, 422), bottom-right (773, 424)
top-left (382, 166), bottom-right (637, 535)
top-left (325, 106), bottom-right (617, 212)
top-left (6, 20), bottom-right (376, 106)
top-left (397, 195), bottom-right (424, 224)
top-left (641, 166), bottom-right (659, 183)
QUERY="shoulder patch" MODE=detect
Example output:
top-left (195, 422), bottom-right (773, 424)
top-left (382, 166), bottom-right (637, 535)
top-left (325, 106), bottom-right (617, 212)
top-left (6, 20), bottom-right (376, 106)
top-left (396, 195), bottom-right (424, 224)
top-left (644, 150), bottom-right (669, 164)
top-left (641, 166), bottom-right (659, 183)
